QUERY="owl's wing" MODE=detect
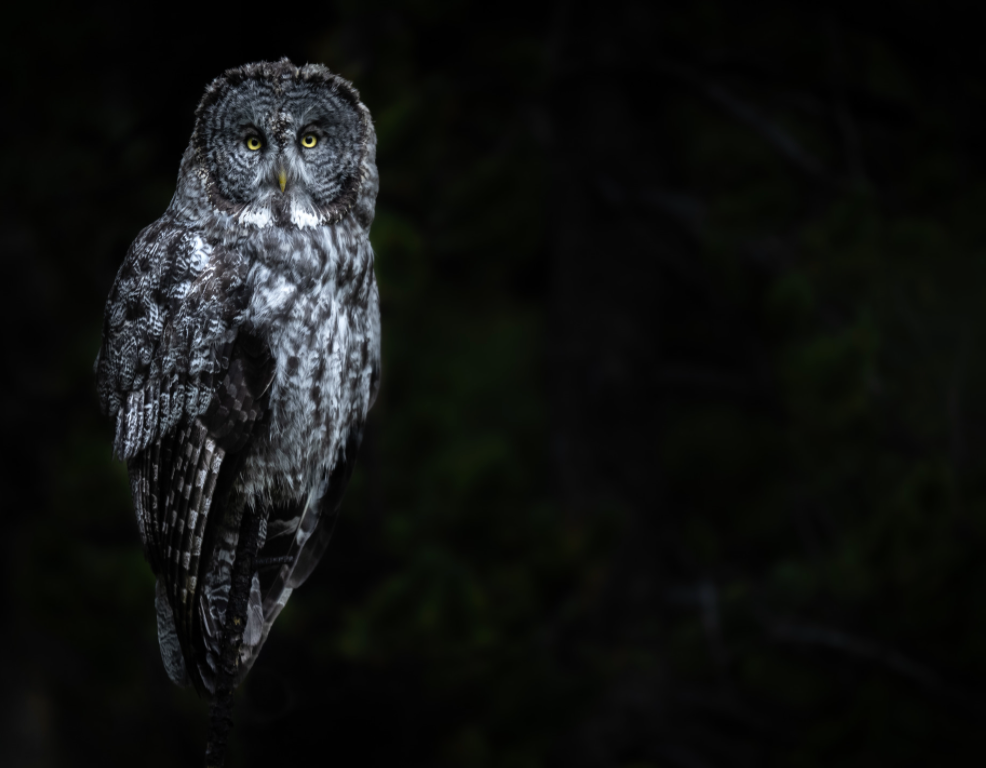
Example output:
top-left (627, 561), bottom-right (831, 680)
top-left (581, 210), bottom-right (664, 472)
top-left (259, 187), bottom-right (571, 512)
top-left (231, 424), bottom-right (364, 678)
top-left (135, 333), bottom-right (274, 692)
top-left (95, 216), bottom-right (250, 462)
top-left (96, 216), bottom-right (273, 690)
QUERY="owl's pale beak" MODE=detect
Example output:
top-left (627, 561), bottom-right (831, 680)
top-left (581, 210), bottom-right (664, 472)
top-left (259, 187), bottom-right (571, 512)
top-left (278, 168), bottom-right (287, 193)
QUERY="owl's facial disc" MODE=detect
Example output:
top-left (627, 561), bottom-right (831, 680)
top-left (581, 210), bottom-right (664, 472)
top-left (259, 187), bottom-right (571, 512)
top-left (194, 63), bottom-right (368, 227)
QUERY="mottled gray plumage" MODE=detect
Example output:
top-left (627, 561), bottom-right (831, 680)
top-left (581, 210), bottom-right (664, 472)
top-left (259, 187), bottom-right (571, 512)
top-left (95, 59), bottom-right (380, 695)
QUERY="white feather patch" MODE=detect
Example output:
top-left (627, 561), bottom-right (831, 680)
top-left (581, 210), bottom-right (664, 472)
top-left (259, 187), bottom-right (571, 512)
top-left (290, 202), bottom-right (321, 228)
top-left (239, 206), bottom-right (272, 227)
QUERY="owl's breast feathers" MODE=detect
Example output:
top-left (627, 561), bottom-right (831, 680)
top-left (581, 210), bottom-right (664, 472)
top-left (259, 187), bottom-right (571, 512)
top-left (96, 210), bottom-right (379, 694)
top-left (236, 221), bottom-right (378, 496)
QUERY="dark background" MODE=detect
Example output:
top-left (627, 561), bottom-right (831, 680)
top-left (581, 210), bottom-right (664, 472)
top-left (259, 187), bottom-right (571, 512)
top-left (3, 2), bottom-right (986, 766)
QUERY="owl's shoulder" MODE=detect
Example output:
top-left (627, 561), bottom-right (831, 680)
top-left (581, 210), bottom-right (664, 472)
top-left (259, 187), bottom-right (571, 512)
top-left (107, 214), bottom-right (214, 308)
top-left (95, 212), bottom-right (242, 435)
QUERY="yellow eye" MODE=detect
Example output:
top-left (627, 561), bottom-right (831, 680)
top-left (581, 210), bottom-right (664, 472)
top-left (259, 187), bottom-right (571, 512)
top-left (246, 136), bottom-right (262, 151)
top-left (301, 133), bottom-right (317, 148)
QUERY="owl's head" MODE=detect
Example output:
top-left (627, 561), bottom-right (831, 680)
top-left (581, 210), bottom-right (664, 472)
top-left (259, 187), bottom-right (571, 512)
top-left (186, 59), bottom-right (374, 228)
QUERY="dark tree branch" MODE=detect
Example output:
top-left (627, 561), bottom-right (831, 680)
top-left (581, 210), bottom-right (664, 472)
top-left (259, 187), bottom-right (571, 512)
top-left (662, 63), bottom-right (831, 182)
top-left (768, 620), bottom-right (948, 695)
top-left (204, 507), bottom-right (262, 768)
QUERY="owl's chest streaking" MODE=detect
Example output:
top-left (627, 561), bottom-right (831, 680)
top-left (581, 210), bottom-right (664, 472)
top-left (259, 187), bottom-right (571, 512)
top-left (233, 222), bottom-right (378, 503)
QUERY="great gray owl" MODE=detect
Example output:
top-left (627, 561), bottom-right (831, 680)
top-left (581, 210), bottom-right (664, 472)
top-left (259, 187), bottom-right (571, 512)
top-left (94, 59), bottom-right (380, 696)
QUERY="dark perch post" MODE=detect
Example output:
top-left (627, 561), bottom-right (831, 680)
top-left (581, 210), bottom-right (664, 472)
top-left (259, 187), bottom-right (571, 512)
top-left (204, 507), bottom-right (262, 768)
